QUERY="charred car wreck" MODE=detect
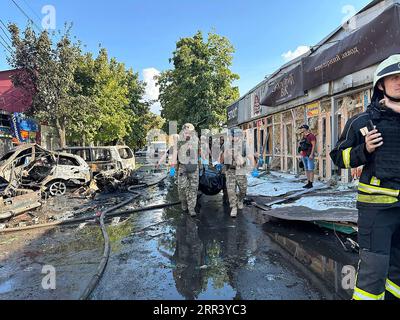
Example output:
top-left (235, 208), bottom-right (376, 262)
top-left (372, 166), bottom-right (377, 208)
top-left (0, 144), bottom-right (91, 197)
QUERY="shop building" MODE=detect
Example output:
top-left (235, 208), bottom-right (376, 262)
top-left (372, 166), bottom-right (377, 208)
top-left (227, 0), bottom-right (400, 183)
top-left (0, 69), bottom-right (60, 154)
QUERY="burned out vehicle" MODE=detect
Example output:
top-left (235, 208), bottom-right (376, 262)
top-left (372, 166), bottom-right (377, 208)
top-left (0, 144), bottom-right (91, 197)
top-left (58, 146), bottom-right (136, 175)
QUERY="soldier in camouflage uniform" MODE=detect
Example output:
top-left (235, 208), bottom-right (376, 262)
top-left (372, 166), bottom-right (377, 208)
top-left (177, 123), bottom-right (199, 217)
top-left (221, 128), bottom-right (255, 218)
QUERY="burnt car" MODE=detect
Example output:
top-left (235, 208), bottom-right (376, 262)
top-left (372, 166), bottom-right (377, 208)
top-left (0, 144), bottom-right (91, 197)
top-left (57, 146), bottom-right (136, 175)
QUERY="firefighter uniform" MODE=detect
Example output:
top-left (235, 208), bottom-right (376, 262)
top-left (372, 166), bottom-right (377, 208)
top-left (330, 55), bottom-right (400, 300)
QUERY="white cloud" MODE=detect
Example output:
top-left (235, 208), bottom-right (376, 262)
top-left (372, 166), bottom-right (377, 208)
top-left (150, 101), bottom-right (161, 115)
top-left (142, 67), bottom-right (161, 115)
top-left (282, 46), bottom-right (310, 62)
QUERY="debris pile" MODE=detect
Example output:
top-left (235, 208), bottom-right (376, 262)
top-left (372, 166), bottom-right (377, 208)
top-left (94, 169), bottom-right (140, 193)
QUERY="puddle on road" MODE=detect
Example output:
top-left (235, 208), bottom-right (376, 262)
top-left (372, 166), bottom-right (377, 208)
top-left (258, 214), bottom-right (358, 300)
top-left (100, 181), bottom-right (321, 299)
top-left (0, 279), bottom-right (15, 294)
top-left (0, 169), bottom-right (359, 300)
top-left (157, 184), bottom-right (357, 300)
top-left (90, 177), bottom-right (358, 300)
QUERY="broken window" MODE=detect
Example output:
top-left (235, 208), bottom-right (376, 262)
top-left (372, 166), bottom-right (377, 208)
top-left (322, 117), bottom-right (327, 157)
top-left (273, 125), bottom-right (281, 155)
top-left (254, 129), bottom-right (258, 154)
top-left (71, 149), bottom-right (92, 162)
top-left (266, 126), bottom-right (273, 155)
top-left (271, 157), bottom-right (281, 171)
top-left (34, 146), bottom-right (51, 161)
top-left (321, 101), bottom-right (331, 114)
top-left (260, 129), bottom-right (265, 155)
top-left (93, 149), bottom-right (112, 162)
top-left (14, 148), bottom-right (33, 167)
top-left (286, 124), bottom-right (293, 156)
top-left (346, 93), bottom-right (364, 120)
top-left (118, 148), bottom-right (134, 160)
top-left (0, 151), bottom-right (14, 163)
top-left (58, 156), bottom-right (80, 166)
top-left (287, 158), bottom-right (293, 173)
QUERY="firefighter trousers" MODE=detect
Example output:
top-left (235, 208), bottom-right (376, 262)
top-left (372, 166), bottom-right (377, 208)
top-left (353, 206), bottom-right (400, 300)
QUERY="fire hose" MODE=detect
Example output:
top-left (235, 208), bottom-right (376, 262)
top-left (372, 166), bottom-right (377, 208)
top-left (79, 195), bottom-right (139, 300)
top-left (80, 174), bottom-right (179, 300)
top-left (0, 173), bottom-right (181, 300)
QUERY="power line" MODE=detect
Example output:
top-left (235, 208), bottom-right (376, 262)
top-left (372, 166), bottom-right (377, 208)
top-left (21, 0), bottom-right (43, 22)
top-left (0, 18), bottom-right (10, 31)
top-left (1, 2), bottom-right (63, 116)
top-left (0, 37), bottom-right (13, 54)
top-left (0, 33), bottom-right (12, 51)
top-left (10, 0), bottom-right (58, 43)
top-left (5, 1), bottom-right (74, 102)
top-left (0, 23), bottom-right (12, 44)
top-left (0, 19), bottom-right (14, 54)
top-left (9, 0), bottom-right (41, 31)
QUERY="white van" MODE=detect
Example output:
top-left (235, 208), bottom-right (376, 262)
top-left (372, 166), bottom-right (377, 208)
top-left (58, 145), bottom-right (136, 174)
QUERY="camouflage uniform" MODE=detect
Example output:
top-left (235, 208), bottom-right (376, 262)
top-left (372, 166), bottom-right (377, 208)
top-left (224, 168), bottom-right (248, 214)
top-left (177, 124), bottom-right (199, 216)
top-left (178, 165), bottom-right (199, 214)
top-left (224, 149), bottom-right (249, 217)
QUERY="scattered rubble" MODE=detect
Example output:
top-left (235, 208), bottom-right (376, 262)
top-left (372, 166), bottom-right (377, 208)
top-left (94, 169), bottom-right (138, 192)
top-left (0, 188), bottom-right (42, 222)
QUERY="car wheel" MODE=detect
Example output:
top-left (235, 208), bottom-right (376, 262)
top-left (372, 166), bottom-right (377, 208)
top-left (48, 180), bottom-right (67, 197)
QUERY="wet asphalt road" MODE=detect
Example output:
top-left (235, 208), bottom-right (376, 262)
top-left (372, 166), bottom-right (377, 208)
top-left (0, 175), bottom-right (358, 300)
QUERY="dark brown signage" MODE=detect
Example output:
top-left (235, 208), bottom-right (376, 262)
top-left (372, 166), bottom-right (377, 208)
top-left (261, 64), bottom-right (304, 107)
top-left (303, 4), bottom-right (400, 90)
top-left (227, 101), bottom-right (239, 126)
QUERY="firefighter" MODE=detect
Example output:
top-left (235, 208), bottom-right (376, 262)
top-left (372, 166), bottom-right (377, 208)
top-left (330, 54), bottom-right (400, 300)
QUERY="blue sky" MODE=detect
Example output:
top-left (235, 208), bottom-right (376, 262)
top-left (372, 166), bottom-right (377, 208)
top-left (0, 0), bottom-right (371, 113)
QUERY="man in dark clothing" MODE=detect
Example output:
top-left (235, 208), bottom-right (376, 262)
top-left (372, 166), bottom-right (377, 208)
top-left (330, 54), bottom-right (400, 300)
top-left (299, 125), bottom-right (317, 189)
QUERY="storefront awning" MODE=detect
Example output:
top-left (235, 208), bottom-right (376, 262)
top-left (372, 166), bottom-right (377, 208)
top-left (260, 4), bottom-right (400, 107)
top-left (260, 64), bottom-right (304, 107)
top-left (303, 4), bottom-right (400, 90)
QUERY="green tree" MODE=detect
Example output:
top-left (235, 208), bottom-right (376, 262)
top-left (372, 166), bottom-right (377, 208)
top-left (8, 24), bottom-right (96, 148)
top-left (127, 103), bottom-right (165, 151)
top-left (74, 48), bottom-right (161, 148)
top-left (8, 23), bottom-right (163, 149)
top-left (157, 31), bottom-right (239, 132)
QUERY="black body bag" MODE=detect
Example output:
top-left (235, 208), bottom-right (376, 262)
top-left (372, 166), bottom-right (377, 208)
top-left (199, 167), bottom-right (226, 196)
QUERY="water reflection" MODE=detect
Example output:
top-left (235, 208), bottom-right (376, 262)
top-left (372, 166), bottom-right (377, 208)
top-left (160, 184), bottom-right (243, 299)
top-left (172, 216), bottom-right (205, 300)
top-left (156, 179), bottom-right (350, 300)
top-left (262, 220), bottom-right (358, 300)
